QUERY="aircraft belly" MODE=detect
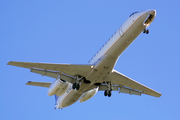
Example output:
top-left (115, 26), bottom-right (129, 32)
top-left (61, 90), bottom-right (83, 108)
top-left (86, 55), bottom-right (118, 83)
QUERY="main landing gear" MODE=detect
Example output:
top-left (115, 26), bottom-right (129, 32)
top-left (72, 75), bottom-right (89, 90)
top-left (104, 82), bottom-right (112, 97)
top-left (72, 83), bottom-right (80, 90)
top-left (72, 75), bottom-right (82, 90)
top-left (104, 90), bottom-right (112, 97)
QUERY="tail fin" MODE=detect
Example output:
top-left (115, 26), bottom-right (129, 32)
top-left (55, 95), bottom-right (58, 105)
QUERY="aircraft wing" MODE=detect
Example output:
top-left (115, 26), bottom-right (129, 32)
top-left (106, 70), bottom-right (162, 97)
top-left (7, 61), bottom-right (93, 80)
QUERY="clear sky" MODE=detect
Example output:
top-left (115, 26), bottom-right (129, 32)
top-left (1, 1), bottom-right (180, 120)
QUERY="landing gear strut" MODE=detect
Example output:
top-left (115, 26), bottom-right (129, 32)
top-left (104, 82), bottom-right (112, 97)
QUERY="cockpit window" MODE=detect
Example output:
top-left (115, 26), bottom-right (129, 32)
top-left (129, 11), bottom-right (139, 17)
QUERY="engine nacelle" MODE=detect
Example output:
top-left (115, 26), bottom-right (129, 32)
top-left (48, 79), bottom-right (69, 96)
top-left (79, 87), bottom-right (99, 103)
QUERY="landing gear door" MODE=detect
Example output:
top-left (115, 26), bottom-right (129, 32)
top-left (118, 26), bottom-right (123, 37)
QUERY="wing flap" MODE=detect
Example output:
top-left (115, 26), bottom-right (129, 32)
top-left (107, 70), bottom-right (161, 97)
top-left (119, 87), bottom-right (142, 96)
top-left (99, 85), bottom-right (142, 96)
top-left (31, 68), bottom-right (59, 78)
top-left (26, 81), bottom-right (51, 88)
top-left (99, 85), bottom-right (119, 91)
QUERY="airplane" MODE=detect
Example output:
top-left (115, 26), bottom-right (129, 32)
top-left (7, 9), bottom-right (162, 109)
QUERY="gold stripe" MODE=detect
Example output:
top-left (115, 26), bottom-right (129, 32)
top-left (61, 89), bottom-right (74, 108)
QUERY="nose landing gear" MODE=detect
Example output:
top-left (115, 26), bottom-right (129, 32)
top-left (143, 29), bottom-right (149, 34)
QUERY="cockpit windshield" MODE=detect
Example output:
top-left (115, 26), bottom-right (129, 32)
top-left (129, 11), bottom-right (139, 17)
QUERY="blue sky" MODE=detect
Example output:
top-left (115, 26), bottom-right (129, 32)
top-left (1, 1), bottom-right (180, 120)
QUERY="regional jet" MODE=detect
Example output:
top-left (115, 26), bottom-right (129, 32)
top-left (7, 9), bottom-right (162, 109)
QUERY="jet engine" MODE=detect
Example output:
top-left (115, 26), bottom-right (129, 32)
top-left (79, 87), bottom-right (99, 103)
top-left (48, 79), bottom-right (69, 96)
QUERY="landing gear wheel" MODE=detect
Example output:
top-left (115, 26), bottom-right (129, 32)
top-left (108, 91), bottom-right (112, 97)
top-left (76, 84), bottom-right (80, 90)
top-left (72, 83), bottom-right (76, 89)
top-left (143, 29), bottom-right (146, 33)
top-left (146, 29), bottom-right (149, 34)
top-left (104, 90), bottom-right (112, 97)
top-left (72, 83), bottom-right (80, 90)
top-left (143, 29), bottom-right (149, 34)
top-left (104, 90), bottom-right (108, 96)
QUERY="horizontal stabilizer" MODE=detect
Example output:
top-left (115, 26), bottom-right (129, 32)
top-left (26, 81), bottom-right (51, 88)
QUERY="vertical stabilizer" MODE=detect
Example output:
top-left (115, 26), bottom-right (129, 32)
top-left (55, 95), bottom-right (58, 105)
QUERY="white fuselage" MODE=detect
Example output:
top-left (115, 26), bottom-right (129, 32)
top-left (55, 9), bottom-right (156, 109)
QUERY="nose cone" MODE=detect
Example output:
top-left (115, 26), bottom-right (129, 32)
top-left (141, 9), bottom-right (156, 27)
top-left (142, 9), bottom-right (156, 16)
top-left (148, 9), bottom-right (156, 16)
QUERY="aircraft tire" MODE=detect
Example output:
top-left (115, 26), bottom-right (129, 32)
top-left (76, 84), bottom-right (80, 90)
top-left (72, 83), bottom-right (76, 89)
top-left (143, 29), bottom-right (146, 33)
top-left (104, 90), bottom-right (108, 96)
top-left (146, 29), bottom-right (149, 34)
top-left (108, 91), bottom-right (112, 97)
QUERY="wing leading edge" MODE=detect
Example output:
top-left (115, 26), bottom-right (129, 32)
top-left (106, 70), bottom-right (162, 97)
